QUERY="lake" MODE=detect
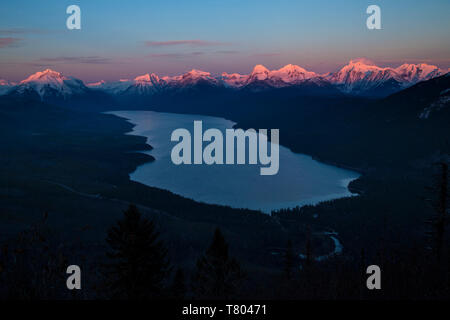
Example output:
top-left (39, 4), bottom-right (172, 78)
top-left (111, 110), bottom-right (360, 213)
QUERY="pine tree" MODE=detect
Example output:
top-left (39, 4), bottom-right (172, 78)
top-left (283, 239), bottom-right (296, 280)
top-left (102, 204), bottom-right (170, 299)
top-left (426, 162), bottom-right (449, 261)
top-left (304, 226), bottom-right (313, 267)
top-left (193, 228), bottom-right (243, 299)
top-left (170, 268), bottom-right (186, 299)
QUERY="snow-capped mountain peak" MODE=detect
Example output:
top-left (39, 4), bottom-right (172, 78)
top-left (180, 69), bottom-right (214, 83)
top-left (248, 64), bottom-right (270, 81)
top-left (220, 64), bottom-right (319, 88)
top-left (134, 73), bottom-right (160, 83)
top-left (2, 60), bottom-right (448, 99)
top-left (185, 69), bottom-right (211, 78)
top-left (394, 63), bottom-right (444, 83)
top-left (270, 64), bottom-right (318, 83)
top-left (327, 59), bottom-right (401, 95)
top-left (15, 69), bottom-right (87, 99)
top-left (162, 69), bottom-right (217, 87)
top-left (330, 60), bottom-right (393, 83)
top-left (20, 69), bottom-right (68, 85)
top-left (221, 72), bottom-right (249, 87)
top-left (326, 59), bottom-right (448, 96)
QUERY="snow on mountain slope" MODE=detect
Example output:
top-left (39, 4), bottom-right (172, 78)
top-left (88, 70), bottom-right (218, 95)
top-left (269, 64), bottom-right (318, 84)
top-left (327, 59), bottom-right (399, 92)
top-left (0, 79), bottom-right (14, 86)
top-left (4, 61), bottom-right (448, 98)
top-left (88, 74), bottom-right (162, 95)
top-left (87, 80), bottom-right (106, 87)
top-left (134, 73), bottom-right (160, 84)
top-left (87, 79), bottom-right (133, 94)
top-left (419, 87), bottom-right (450, 119)
top-left (162, 69), bottom-right (217, 87)
top-left (326, 59), bottom-right (446, 96)
top-left (127, 73), bottom-right (162, 94)
top-left (221, 64), bottom-right (318, 88)
top-left (0, 79), bottom-right (15, 95)
top-left (395, 63), bottom-right (445, 83)
top-left (220, 72), bottom-right (249, 88)
top-left (14, 69), bottom-right (88, 98)
top-left (246, 64), bottom-right (270, 82)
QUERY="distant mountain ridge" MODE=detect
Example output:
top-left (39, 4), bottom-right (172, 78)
top-left (88, 60), bottom-right (446, 96)
top-left (3, 69), bottom-right (113, 109)
top-left (0, 79), bottom-right (16, 95)
top-left (13, 69), bottom-right (90, 99)
top-left (326, 59), bottom-right (447, 96)
top-left (1, 60), bottom-right (448, 100)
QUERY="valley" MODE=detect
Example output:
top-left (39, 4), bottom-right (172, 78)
top-left (0, 69), bottom-right (449, 299)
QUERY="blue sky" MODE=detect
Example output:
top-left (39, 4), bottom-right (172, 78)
top-left (0, 0), bottom-right (449, 81)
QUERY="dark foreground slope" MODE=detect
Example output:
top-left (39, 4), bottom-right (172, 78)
top-left (0, 74), bottom-right (449, 299)
top-left (134, 73), bottom-right (448, 263)
top-left (271, 75), bottom-right (450, 257)
top-left (0, 96), bottom-right (302, 299)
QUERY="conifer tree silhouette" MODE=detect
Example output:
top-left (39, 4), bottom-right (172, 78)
top-left (283, 239), bottom-right (296, 280)
top-left (193, 228), bottom-right (243, 299)
top-left (103, 204), bottom-right (170, 299)
top-left (170, 268), bottom-right (186, 299)
top-left (426, 162), bottom-right (449, 261)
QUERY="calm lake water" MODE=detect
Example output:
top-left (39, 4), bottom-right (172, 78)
top-left (111, 110), bottom-right (360, 213)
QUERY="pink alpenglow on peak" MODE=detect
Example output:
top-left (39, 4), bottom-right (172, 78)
top-left (270, 64), bottom-right (318, 83)
top-left (324, 59), bottom-right (448, 95)
top-left (248, 64), bottom-right (270, 81)
top-left (131, 73), bottom-right (162, 94)
top-left (2, 61), bottom-right (448, 98)
top-left (87, 80), bottom-right (106, 87)
top-left (329, 60), bottom-right (395, 84)
top-left (221, 72), bottom-right (249, 87)
top-left (329, 59), bottom-right (446, 85)
top-left (0, 79), bottom-right (15, 86)
top-left (394, 63), bottom-right (444, 83)
top-left (16, 69), bottom-right (87, 98)
top-left (20, 69), bottom-right (69, 85)
top-left (182, 69), bottom-right (214, 81)
top-left (0, 79), bottom-right (15, 94)
top-left (134, 73), bottom-right (160, 83)
top-left (236, 64), bottom-right (319, 87)
top-left (162, 69), bottom-right (217, 86)
top-left (220, 64), bottom-right (319, 88)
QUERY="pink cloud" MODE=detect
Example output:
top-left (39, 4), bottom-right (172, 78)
top-left (0, 28), bottom-right (50, 35)
top-left (147, 52), bottom-right (206, 59)
top-left (250, 52), bottom-right (281, 57)
top-left (38, 56), bottom-right (112, 64)
top-left (144, 40), bottom-right (228, 47)
top-left (0, 37), bottom-right (21, 48)
top-left (216, 50), bottom-right (239, 54)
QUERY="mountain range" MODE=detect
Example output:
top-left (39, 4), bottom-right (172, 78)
top-left (0, 60), bottom-right (448, 101)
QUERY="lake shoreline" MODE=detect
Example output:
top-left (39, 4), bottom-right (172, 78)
top-left (110, 110), bottom-right (361, 213)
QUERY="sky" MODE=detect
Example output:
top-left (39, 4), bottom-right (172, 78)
top-left (0, 0), bottom-right (449, 82)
